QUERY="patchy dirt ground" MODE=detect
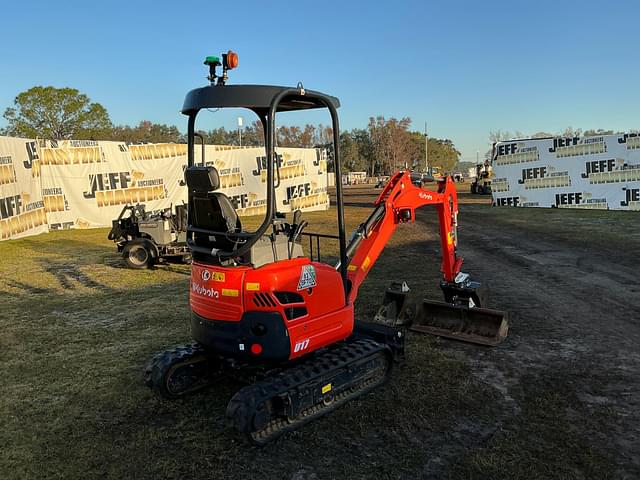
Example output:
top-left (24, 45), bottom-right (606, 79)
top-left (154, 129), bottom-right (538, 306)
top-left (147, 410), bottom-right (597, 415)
top-left (343, 184), bottom-right (640, 479)
top-left (1, 183), bottom-right (638, 479)
top-left (421, 192), bottom-right (639, 479)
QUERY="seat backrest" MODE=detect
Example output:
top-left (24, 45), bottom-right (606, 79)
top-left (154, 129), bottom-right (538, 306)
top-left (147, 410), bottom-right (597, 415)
top-left (191, 193), bottom-right (239, 232)
top-left (185, 166), bottom-right (241, 251)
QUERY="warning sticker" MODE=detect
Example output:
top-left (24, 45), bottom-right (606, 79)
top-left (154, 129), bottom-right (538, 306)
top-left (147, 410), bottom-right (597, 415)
top-left (297, 264), bottom-right (317, 291)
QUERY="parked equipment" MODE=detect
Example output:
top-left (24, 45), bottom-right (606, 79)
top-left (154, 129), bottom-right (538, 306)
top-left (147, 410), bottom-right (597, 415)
top-left (146, 51), bottom-right (508, 445)
top-left (470, 161), bottom-right (492, 194)
top-left (452, 172), bottom-right (464, 182)
top-left (108, 204), bottom-right (190, 268)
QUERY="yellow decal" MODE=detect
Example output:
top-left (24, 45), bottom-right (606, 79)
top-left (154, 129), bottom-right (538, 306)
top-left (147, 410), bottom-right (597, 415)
top-left (361, 256), bottom-right (371, 271)
top-left (213, 272), bottom-right (225, 282)
top-left (246, 282), bottom-right (260, 291)
top-left (347, 264), bottom-right (358, 272)
top-left (321, 383), bottom-right (332, 394)
top-left (447, 233), bottom-right (454, 246)
top-left (222, 288), bottom-right (239, 297)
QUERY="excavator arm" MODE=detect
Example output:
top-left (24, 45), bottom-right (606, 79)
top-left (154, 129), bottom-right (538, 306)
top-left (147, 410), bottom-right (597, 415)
top-left (344, 171), bottom-right (461, 303)
top-left (343, 171), bottom-right (508, 346)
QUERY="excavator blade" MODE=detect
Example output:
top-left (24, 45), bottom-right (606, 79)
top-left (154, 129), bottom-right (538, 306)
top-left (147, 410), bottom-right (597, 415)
top-left (410, 299), bottom-right (508, 346)
top-left (374, 281), bottom-right (509, 346)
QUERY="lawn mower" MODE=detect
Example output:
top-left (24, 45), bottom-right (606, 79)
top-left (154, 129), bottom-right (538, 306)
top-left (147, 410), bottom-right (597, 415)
top-left (108, 203), bottom-right (190, 268)
top-left (145, 51), bottom-right (508, 444)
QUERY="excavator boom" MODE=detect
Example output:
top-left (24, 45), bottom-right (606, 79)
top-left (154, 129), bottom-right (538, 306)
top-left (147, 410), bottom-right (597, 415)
top-left (345, 171), bottom-right (508, 346)
top-left (345, 171), bottom-right (461, 301)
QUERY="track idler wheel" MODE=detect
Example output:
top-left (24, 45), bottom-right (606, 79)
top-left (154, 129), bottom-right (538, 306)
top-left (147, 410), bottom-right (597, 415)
top-left (145, 342), bottom-right (221, 399)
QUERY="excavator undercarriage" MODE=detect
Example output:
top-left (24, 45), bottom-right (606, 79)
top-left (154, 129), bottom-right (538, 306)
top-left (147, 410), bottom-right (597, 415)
top-left (146, 322), bottom-right (404, 445)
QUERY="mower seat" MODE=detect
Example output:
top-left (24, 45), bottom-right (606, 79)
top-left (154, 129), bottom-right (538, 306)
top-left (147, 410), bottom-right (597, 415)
top-left (185, 166), bottom-right (241, 252)
top-left (174, 204), bottom-right (188, 232)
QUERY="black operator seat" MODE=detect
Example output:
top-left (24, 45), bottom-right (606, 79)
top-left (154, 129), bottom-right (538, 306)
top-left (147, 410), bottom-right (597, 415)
top-left (185, 165), bottom-right (241, 252)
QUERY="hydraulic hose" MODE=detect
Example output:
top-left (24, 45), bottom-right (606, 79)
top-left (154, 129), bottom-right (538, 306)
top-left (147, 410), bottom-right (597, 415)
top-left (338, 203), bottom-right (386, 268)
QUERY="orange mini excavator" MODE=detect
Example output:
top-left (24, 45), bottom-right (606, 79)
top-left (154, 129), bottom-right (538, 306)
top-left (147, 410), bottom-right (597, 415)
top-left (146, 51), bottom-right (508, 444)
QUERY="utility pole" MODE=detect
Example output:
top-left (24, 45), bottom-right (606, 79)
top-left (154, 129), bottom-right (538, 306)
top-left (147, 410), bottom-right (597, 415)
top-left (424, 122), bottom-right (428, 173)
top-left (476, 149), bottom-right (479, 164)
top-left (237, 116), bottom-right (243, 147)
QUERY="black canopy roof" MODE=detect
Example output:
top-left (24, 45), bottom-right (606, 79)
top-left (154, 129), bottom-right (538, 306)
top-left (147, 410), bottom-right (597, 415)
top-left (181, 84), bottom-right (340, 115)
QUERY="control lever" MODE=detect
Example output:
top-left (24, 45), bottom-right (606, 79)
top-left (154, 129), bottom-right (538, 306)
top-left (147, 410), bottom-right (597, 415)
top-left (287, 209), bottom-right (303, 239)
top-left (288, 219), bottom-right (308, 259)
top-left (272, 212), bottom-right (287, 235)
top-left (283, 210), bottom-right (302, 242)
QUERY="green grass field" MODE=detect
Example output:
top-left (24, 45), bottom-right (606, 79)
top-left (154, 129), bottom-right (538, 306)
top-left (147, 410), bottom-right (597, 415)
top-left (1, 187), bottom-right (637, 479)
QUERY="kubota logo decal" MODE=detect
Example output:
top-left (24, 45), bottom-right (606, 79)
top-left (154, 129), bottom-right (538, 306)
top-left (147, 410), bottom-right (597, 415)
top-left (192, 282), bottom-right (219, 298)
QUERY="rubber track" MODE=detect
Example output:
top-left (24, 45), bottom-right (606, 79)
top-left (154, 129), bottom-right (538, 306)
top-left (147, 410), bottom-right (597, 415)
top-left (226, 338), bottom-right (392, 445)
top-left (144, 341), bottom-right (211, 398)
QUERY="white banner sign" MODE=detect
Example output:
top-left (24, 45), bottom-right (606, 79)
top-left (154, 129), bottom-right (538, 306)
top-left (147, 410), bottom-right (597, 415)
top-left (0, 136), bottom-right (48, 240)
top-left (198, 144), bottom-right (329, 217)
top-left (0, 136), bottom-right (329, 241)
top-left (492, 133), bottom-right (640, 210)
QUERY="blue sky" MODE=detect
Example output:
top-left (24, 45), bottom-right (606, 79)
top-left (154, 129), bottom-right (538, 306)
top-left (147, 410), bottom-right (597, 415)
top-left (1, 0), bottom-right (639, 161)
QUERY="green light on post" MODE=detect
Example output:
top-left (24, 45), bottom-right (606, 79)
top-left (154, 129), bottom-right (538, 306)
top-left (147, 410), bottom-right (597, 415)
top-left (204, 56), bottom-right (221, 66)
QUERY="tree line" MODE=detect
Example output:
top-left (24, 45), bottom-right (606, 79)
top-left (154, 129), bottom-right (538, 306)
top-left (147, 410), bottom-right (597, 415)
top-left (5, 86), bottom-right (637, 175)
top-left (199, 118), bottom-right (461, 174)
top-left (1, 86), bottom-right (464, 174)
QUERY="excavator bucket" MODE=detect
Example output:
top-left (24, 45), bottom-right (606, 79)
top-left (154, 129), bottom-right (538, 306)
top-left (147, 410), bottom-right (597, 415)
top-left (410, 299), bottom-right (508, 346)
top-left (374, 281), bottom-right (508, 346)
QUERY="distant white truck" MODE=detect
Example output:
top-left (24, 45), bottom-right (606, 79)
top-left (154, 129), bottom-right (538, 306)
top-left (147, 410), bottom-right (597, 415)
top-left (342, 171), bottom-right (367, 185)
top-left (491, 133), bottom-right (640, 210)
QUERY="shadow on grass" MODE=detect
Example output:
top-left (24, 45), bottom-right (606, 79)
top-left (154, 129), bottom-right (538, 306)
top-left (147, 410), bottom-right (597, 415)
top-left (41, 260), bottom-right (115, 292)
top-left (101, 254), bottom-right (192, 276)
top-left (4, 279), bottom-right (56, 296)
top-left (20, 236), bottom-right (113, 257)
